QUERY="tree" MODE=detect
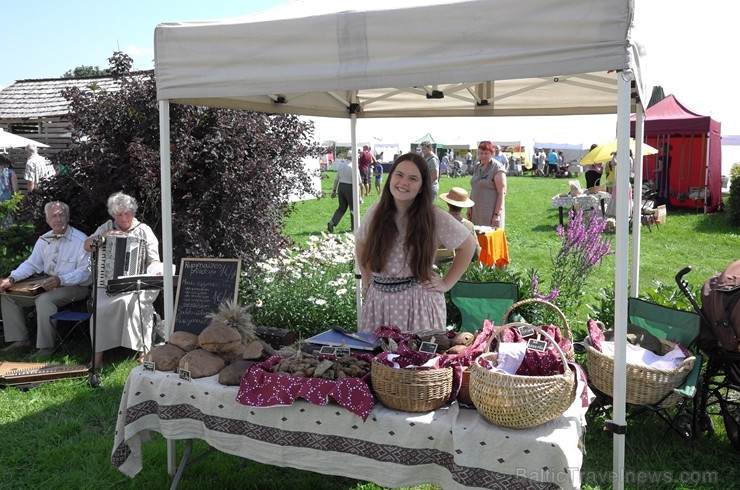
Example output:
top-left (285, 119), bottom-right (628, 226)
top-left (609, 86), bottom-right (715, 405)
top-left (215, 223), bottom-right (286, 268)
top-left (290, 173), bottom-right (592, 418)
top-left (24, 52), bottom-right (323, 271)
top-left (61, 65), bottom-right (110, 78)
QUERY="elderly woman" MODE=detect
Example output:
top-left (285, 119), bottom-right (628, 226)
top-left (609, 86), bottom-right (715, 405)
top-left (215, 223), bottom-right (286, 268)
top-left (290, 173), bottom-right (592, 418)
top-left (84, 192), bottom-right (161, 367)
top-left (468, 140), bottom-right (507, 229)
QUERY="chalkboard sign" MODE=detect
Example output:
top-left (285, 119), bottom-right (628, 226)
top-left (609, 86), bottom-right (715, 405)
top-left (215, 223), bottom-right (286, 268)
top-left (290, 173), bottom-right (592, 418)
top-left (173, 258), bottom-right (241, 335)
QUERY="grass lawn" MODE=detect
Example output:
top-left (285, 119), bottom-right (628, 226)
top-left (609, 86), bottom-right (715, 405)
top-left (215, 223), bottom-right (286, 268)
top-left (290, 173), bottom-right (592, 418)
top-left (0, 170), bottom-right (738, 489)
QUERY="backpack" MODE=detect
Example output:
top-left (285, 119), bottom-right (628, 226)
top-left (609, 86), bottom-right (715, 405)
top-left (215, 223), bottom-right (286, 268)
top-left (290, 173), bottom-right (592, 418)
top-left (698, 260), bottom-right (740, 354)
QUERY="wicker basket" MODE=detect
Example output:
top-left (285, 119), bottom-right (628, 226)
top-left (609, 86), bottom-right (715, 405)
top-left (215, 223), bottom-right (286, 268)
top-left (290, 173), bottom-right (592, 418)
top-left (458, 367), bottom-right (473, 405)
top-left (500, 298), bottom-right (573, 359)
top-left (371, 360), bottom-right (453, 412)
top-left (469, 323), bottom-right (576, 429)
top-left (584, 325), bottom-right (695, 407)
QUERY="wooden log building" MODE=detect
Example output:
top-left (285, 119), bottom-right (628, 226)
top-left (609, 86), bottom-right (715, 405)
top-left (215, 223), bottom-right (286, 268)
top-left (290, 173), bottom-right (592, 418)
top-left (0, 75), bottom-right (122, 193)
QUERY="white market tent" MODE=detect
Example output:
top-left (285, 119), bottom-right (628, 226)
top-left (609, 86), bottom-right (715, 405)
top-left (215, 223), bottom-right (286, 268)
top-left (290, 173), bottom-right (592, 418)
top-left (154, 0), bottom-right (649, 487)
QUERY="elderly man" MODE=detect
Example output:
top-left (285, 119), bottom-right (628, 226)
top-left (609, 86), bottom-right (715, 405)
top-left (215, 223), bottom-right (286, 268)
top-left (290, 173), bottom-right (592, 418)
top-left (24, 144), bottom-right (55, 192)
top-left (420, 141), bottom-right (440, 200)
top-left (0, 201), bottom-right (91, 355)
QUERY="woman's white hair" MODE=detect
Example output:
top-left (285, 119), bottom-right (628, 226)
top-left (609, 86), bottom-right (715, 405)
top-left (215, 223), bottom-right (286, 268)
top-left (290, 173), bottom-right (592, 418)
top-left (107, 192), bottom-right (138, 217)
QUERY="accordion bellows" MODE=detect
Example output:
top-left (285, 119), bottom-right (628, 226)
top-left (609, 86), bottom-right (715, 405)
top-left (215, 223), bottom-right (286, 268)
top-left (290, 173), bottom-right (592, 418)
top-left (96, 236), bottom-right (147, 287)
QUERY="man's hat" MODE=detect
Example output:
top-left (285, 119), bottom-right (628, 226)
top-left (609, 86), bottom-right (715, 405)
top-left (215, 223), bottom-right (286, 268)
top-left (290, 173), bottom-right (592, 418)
top-left (440, 187), bottom-right (475, 208)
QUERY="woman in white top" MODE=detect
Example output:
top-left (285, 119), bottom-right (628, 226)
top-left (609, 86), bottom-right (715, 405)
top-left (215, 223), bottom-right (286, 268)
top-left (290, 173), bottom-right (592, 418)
top-left (84, 192), bottom-right (161, 367)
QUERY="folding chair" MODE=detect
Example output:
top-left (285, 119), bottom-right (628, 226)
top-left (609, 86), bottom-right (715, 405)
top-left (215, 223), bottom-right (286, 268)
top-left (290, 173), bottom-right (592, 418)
top-left (626, 297), bottom-right (703, 444)
top-left (449, 281), bottom-right (519, 333)
top-left (50, 300), bottom-right (92, 356)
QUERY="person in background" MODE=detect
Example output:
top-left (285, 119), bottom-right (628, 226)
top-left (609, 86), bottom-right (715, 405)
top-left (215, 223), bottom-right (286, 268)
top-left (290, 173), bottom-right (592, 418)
top-left (0, 201), bottom-right (91, 355)
top-left (328, 157), bottom-right (360, 232)
top-left (469, 141), bottom-right (507, 229)
top-left (439, 187), bottom-right (480, 261)
top-left (0, 155), bottom-right (19, 228)
top-left (492, 145), bottom-right (509, 167)
top-left (547, 148), bottom-right (558, 177)
top-left (439, 152), bottom-right (449, 178)
top-left (373, 160), bottom-right (383, 195)
top-left (584, 143), bottom-right (602, 188)
top-left (24, 144), bottom-right (55, 192)
top-left (84, 192), bottom-right (161, 368)
top-left (420, 141), bottom-right (440, 201)
top-left (358, 145), bottom-right (374, 198)
top-left (356, 153), bottom-right (475, 333)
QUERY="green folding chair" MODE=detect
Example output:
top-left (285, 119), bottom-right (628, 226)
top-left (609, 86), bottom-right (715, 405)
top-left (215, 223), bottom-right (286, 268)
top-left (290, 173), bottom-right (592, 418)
top-left (449, 281), bottom-right (519, 333)
top-left (626, 297), bottom-right (703, 443)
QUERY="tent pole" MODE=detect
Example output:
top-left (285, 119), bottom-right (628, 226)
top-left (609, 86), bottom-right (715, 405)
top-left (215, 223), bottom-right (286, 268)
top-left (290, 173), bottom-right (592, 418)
top-left (350, 108), bottom-right (362, 330)
top-left (158, 100), bottom-right (177, 475)
top-left (611, 72), bottom-right (631, 490)
top-left (630, 103), bottom-right (645, 297)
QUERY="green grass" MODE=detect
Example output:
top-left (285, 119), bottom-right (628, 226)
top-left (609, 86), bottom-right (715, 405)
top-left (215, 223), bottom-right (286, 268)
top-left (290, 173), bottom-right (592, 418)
top-left (1, 171), bottom-right (738, 489)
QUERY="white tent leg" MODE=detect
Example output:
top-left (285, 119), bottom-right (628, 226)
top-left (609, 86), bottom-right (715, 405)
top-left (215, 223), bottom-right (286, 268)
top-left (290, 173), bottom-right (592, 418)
top-left (350, 111), bottom-right (362, 330)
top-left (630, 103), bottom-right (645, 297)
top-left (158, 100), bottom-right (176, 475)
top-left (610, 73), bottom-right (632, 490)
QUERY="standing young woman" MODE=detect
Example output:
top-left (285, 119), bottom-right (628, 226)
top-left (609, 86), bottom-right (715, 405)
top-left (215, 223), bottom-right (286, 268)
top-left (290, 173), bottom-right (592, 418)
top-left (468, 140), bottom-right (507, 229)
top-left (356, 153), bottom-right (476, 333)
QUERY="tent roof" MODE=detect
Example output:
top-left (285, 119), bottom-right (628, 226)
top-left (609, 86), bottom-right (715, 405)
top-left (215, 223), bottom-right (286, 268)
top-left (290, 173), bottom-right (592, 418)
top-left (411, 133), bottom-right (436, 145)
top-left (154, 0), bottom-right (646, 118)
top-left (630, 94), bottom-right (719, 133)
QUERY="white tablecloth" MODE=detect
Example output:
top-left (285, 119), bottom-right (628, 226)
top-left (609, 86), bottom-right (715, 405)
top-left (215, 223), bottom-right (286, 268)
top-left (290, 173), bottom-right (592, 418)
top-left (112, 366), bottom-right (590, 490)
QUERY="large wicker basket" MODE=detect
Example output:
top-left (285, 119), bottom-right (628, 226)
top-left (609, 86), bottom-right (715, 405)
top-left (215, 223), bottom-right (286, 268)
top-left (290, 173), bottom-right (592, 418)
top-left (500, 298), bottom-right (573, 359)
top-left (469, 323), bottom-right (576, 429)
top-left (584, 325), bottom-right (695, 407)
top-left (371, 360), bottom-right (453, 412)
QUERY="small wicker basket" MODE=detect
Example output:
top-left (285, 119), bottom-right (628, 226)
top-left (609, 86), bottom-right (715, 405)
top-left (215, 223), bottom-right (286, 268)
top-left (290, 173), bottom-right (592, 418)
top-left (584, 322), bottom-right (695, 407)
top-left (469, 323), bottom-right (576, 429)
top-left (371, 360), bottom-right (453, 412)
top-left (501, 298), bottom-right (573, 360)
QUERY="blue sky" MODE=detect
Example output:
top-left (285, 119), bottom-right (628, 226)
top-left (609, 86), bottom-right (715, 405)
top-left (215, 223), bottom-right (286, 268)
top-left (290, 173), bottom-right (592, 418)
top-left (2, 0), bottom-right (739, 165)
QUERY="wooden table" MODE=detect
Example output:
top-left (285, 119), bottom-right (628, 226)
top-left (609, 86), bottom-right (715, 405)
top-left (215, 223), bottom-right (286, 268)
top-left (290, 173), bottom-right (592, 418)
top-left (112, 366), bottom-right (589, 489)
top-left (476, 228), bottom-right (509, 268)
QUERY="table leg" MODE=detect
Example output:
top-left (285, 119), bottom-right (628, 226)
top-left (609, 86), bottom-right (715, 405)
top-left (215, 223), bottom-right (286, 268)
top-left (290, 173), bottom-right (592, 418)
top-left (558, 206), bottom-right (564, 226)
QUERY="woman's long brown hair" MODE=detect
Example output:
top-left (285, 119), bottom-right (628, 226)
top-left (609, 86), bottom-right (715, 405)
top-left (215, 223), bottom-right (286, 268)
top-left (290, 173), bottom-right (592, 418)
top-left (360, 152), bottom-right (436, 281)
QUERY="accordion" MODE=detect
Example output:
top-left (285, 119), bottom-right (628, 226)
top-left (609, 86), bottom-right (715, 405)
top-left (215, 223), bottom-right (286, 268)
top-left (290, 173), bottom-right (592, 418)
top-left (96, 236), bottom-right (147, 288)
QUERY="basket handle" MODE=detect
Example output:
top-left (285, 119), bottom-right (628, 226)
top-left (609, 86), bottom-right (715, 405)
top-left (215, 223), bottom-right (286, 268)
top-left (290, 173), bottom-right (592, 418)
top-left (488, 322), bottom-right (572, 374)
top-left (500, 298), bottom-right (571, 342)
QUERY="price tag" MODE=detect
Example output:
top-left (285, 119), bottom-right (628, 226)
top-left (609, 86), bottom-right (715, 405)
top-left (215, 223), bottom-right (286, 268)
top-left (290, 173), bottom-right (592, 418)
top-left (142, 361), bottom-right (156, 372)
top-left (526, 338), bottom-right (547, 353)
top-left (517, 325), bottom-right (535, 338)
top-left (178, 368), bottom-right (192, 382)
top-left (419, 341), bottom-right (439, 354)
top-left (319, 346), bottom-right (337, 355)
top-left (335, 347), bottom-right (351, 357)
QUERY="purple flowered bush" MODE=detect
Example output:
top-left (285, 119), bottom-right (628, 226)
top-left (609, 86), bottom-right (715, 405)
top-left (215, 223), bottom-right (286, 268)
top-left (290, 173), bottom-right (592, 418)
top-left (531, 208), bottom-right (613, 324)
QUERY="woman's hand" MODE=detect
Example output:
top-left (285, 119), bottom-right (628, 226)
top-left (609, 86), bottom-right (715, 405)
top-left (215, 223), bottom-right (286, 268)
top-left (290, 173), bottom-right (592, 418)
top-left (422, 276), bottom-right (449, 293)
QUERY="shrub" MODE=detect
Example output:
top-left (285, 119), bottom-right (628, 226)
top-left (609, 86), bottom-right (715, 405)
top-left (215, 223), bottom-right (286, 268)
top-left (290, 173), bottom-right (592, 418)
top-left (21, 52), bottom-right (324, 272)
top-left (728, 162), bottom-right (740, 226)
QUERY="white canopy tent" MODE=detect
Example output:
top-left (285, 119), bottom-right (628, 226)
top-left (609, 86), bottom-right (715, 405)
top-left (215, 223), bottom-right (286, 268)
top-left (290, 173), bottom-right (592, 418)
top-left (154, 0), bottom-right (648, 486)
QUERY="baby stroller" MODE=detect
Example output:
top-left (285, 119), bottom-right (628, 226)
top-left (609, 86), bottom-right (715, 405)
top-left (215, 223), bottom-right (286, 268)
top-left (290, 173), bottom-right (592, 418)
top-left (676, 263), bottom-right (740, 449)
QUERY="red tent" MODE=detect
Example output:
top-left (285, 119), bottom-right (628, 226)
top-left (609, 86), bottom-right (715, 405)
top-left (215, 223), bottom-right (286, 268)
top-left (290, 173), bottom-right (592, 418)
top-left (630, 94), bottom-right (722, 213)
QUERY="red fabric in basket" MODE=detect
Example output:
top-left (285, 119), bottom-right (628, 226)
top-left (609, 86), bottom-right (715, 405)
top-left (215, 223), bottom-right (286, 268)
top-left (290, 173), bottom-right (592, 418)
top-left (499, 324), bottom-right (569, 376)
top-left (236, 355), bottom-right (375, 421)
top-left (587, 318), bottom-right (605, 352)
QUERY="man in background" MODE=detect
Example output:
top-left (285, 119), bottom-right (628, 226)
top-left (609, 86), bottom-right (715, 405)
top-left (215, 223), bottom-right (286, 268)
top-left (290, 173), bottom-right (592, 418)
top-left (420, 141), bottom-right (440, 200)
top-left (24, 144), bottom-right (55, 192)
top-left (328, 158), bottom-right (361, 233)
